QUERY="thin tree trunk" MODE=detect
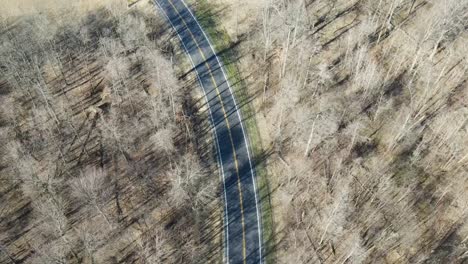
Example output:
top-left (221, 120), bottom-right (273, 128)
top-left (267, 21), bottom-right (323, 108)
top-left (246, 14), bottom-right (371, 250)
top-left (319, 201), bottom-right (339, 245)
top-left (304, 115), bottom-right (318, 157)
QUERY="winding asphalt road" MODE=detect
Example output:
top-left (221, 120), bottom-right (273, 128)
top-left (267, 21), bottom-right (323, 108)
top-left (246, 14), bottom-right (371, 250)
top-left (153, 0), bottom-right (263, 263)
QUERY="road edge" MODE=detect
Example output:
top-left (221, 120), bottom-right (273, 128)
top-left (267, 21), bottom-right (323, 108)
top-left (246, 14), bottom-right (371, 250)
top-left (189, 1), bottom-right (275, 262)
top-left (151, 1), bottom-right (230, 262)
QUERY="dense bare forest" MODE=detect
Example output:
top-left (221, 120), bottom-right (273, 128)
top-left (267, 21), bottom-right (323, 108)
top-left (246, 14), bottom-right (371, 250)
top-left (1, 0), bottom-right (467, 263)
top-left (226, 0), bottom-right (467, 262)
top-left (0, 1), bottom-right (222, 263)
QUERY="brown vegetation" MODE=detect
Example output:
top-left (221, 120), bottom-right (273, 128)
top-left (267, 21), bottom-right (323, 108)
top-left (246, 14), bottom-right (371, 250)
top-left (1, 0), bottom-right (467, 263)
top-left (0, 1), bottom-right (221, 263)
top-left (205, 0), bottom-right (467, 262)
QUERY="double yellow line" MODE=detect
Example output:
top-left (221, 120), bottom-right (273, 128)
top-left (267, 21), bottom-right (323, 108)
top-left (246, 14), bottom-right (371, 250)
top-left (165, 1), bottom-right (248, 262)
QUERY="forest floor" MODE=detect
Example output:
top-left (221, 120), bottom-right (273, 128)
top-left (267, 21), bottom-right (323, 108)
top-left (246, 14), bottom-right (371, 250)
top-left (0, 0), bottom-right (224, 263)
top-left (1, 0), bottom-right (467, 263)
top-left (190, 0), bottom-right (468, 263)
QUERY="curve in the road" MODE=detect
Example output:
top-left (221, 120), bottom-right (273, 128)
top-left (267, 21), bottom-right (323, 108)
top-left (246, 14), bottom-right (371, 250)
top-left (153, 0), bottom-right (263, 263)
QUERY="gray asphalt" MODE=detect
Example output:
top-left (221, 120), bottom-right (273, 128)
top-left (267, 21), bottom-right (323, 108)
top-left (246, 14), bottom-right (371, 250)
top-left (153, 0), bottom-right (262, 263)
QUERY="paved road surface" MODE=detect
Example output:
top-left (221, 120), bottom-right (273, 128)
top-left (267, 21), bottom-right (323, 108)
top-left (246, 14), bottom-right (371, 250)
top-left (153, 0), bottom-right (263, 263)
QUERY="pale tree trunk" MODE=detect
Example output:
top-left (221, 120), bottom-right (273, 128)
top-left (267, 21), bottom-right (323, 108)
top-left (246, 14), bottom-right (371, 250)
top-left (348, 124), bottom-right (359, 154)
top-left (280, 29), bottom-right (292, 80)
top-left (33, 61), bottom-right (61, 127)
top-left (263, 72), bottom-right (268, 103)
top-left (262, 0), bottom-right (272, 62)
top-left (319, 201), bottom-right (339, 245)
top-left (94, 202), bottom-right (113, 229)
top-left (304, 115), bottom-right (319, 157)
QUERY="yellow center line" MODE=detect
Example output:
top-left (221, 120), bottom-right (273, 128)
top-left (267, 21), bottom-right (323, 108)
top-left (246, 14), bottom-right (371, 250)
top-left (166, 1), bottom-right (247, 262)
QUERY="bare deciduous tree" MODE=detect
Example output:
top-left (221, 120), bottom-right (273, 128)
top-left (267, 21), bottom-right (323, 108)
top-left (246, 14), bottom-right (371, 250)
top-left (72, 167), bottom-right (113, 228)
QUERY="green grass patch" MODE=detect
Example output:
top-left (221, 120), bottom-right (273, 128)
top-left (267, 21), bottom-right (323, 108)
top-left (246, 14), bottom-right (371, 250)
top-left (190, 0), bottom-right (275, 262)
